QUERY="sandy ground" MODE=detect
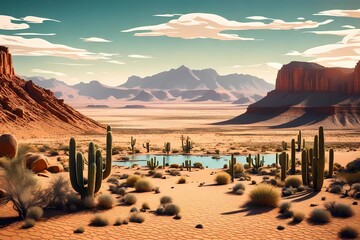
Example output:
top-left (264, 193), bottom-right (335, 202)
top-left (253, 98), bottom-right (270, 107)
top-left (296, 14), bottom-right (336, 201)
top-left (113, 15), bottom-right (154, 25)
top-left (1, 102), bottom-right (360, 239)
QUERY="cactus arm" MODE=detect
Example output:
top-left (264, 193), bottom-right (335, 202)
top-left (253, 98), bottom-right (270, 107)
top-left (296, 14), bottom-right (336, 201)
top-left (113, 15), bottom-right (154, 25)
top-left (95, 150), bottom-right (103, 193)
top-left (103, 131), bottom-right (112, 179)
top-left (69, 138), bottom-right (82, 194)
top-left (87, 163), bottom-right (96, 199)
top-left (88, 142), bottom-right (95, 165)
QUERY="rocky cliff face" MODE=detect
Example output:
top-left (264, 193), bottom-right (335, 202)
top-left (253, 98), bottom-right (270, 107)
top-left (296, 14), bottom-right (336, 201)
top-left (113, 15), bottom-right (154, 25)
top-left (0, 46), bottom-right (14, 77)
top-left (275, 61), bottom-right (358, 94)
top-left (0, 46), bottom-right (104, 136)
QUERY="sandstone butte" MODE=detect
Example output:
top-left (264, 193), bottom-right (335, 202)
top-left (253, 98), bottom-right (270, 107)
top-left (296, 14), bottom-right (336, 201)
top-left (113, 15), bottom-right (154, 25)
top-left (0, 46), bottom-right (104, 136)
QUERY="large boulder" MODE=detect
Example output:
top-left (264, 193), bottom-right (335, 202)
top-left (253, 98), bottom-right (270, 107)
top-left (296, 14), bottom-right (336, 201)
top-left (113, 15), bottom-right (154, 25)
top-left (0, 134), bottom-right (17, 158)
top-left (24, 153), bottom-right (49, 173)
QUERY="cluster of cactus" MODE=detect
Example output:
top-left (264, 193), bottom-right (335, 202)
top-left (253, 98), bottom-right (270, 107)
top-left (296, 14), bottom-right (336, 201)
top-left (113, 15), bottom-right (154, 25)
top-left (182, 160), bottom-right (192, 171)
top-left (247, 153), bottom-right (264, 171)
top-left (69, 126), bottom-right (112, 199)
top-left (142, 142), bottom-right (150, 153)
top-left (229, 154), bottom-right (236, 182)
top-left (300, 126), bottom-right (333, 191)
top-left (181, 135), bottom-right (194, 153)
top-left (130, 136), bottom-right (136, 154)
top-left (147, 157), bottom-right (159, 170)
top-left (164, 142), bottom-right (171, 154)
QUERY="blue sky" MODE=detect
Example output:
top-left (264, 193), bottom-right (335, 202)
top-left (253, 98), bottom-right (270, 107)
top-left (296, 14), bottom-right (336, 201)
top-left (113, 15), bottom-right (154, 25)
top-left (0, 0), bottom-right (359, 85)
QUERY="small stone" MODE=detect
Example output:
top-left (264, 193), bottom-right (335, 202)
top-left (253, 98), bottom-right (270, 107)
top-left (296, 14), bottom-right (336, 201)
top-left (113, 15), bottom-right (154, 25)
top-left (310, 203), bottom-right (318, 207)
top-left (171, 186), bottom-right (174, 189)
top-left (195, 224), bottom-right (203, 229)
top-left (173, 215), bottom-right (182, 220)
top-left (353, 201), bottom-right (358, 205)
top-left (321, 197), bottom-right (326, 201)
top-left (277, 225), bottom-right (285, 230)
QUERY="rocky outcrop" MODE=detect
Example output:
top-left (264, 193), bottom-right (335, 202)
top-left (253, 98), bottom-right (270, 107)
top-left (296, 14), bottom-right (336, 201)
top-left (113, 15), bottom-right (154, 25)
top-left (0, 46), bottom-right (105, 135)
top-left (275, 61), bottom-right (357, 94)
top-left (0, 46), bottom-right (14, 77)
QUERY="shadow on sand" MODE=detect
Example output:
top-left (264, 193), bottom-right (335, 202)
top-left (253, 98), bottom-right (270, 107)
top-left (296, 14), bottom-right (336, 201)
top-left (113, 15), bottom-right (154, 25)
top-left (221, 202), bottom-right (274, 216)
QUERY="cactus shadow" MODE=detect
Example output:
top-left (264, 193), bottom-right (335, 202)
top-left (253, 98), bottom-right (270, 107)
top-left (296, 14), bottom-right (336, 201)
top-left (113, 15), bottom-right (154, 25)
top-left (289, 190), bottom-right (320, 202)
top-left (0, 216), bottom-right (21, 228)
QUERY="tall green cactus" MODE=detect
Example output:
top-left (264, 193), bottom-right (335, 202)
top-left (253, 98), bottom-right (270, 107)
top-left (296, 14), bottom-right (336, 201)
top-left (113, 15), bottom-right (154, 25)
top-left (297, 130), bottom-right (302, 151)
top-left (130, 136), bottom-right (136, 154)
top-left (184, 160), bottom-right (192, 171)
top-left (69, 127), bottom-right (113, 199)
top-left (312, 126), bottom-right (325, 191)
top-left (247, 154), bottom-right (252, 168)
top-left (291, 139), bottom-right (296, 174)
top-left (251, 154), bottom-right (264, 171)
top-left (275, 153), bottom-right (279, 166)
top-left (303, 139), bottom-right (306, 150)
top-left (147, 157), bottom-right (159, 170)
top-left (328, 148), bottom-right (334, 178)
top-left (282, 141), bottom-right (287, 150)
top-left (184, 137), bottom-right (193, 153)
top-left (279, 152), bottom-right (287, 181)
top-left (163, 157), bottom-right (166, 169)
top-left (229, 154), bottom-right (236, 182)
top-left (180, 135), bottom-right (186, 152)
top-left (164, 142), bottom-right (171, 154)
top-left (301, 149), bottom-right (308, 185)
top-left (143, 142), bottom-right (150, 153)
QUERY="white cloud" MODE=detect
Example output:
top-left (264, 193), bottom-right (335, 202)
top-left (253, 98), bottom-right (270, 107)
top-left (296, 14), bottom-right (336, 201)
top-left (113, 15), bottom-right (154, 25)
top-left (286, 28), bottom-right (360, 68)
top-left (315, 9), bottom-right (360, 18)
top-left (0, 34), bottom-right (107, 60)
top-left (230, 64), bottom-right (262, 68)
top-left (99, 52), bottom-right (118, 57)
top-left (128, 54), bottom-right (153, 59)
top-left (22, 16), bottom-right (60, 23)
top-left (15, 33), bottom-right (56, 36)
top-left (0, 15), bottom-right (29, 30)
top-left (122, 13), bottom-right (333, 41)
top-left (342, 25), bottom-right (355, 29)
top-left (32, 68), bottom-right (66, 77)
top-left (246, 16), bottom-right (273, 20)
top-left (297, 17), bottom-right (305, 20)
top-left (154, 14), bottom-right (182, 17)
top-left (80, 37), bottom-right (112, 42)
top-left (266, 62), bottom-right (283, 69)
top-left (47, 62), bottom-right (93, 66)
top-left (107, 60), bottom-right (125, 65)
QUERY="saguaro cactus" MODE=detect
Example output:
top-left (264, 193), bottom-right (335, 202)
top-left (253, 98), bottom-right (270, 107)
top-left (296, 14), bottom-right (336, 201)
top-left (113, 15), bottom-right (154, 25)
top-left (301, 149), bottom-right (308, 185)
top-left (229, 154), bottom-right (236, 182)
top-left (130, 136), bottom-right (136, 154)
top-left (291, 139), bottom-right (296, 174)
top-left (246, 154), bottom-right (252, 168)
top-left (69, 127), bottom-right (113, 199)
top-left (147, 157), bottom-right (159, 170)
top-left (184, 160), bottom-right (192, 171)
top-left (279, 152), bottom-right (287, 181)
top-left (312, 126), bottom-right (326, 191)
top-left (164, 142), bottom-right (171, 154)
top-left (180, 135), bottom-right (186, 152)
top-left (297, 130), bottom-right (302, 151)
top-left (143, 142), bottom-right (150, 153)
top-left (184, 137), bottom-right (193, 153)
top-left (328, 148), bottom-right (334, 178)
top-left (251, 154), bottom-right (264, 171)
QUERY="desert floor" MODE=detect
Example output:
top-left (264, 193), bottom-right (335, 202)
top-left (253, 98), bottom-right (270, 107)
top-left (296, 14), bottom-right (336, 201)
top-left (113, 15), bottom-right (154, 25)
top-left (1, 102), bottom-right (360, 240)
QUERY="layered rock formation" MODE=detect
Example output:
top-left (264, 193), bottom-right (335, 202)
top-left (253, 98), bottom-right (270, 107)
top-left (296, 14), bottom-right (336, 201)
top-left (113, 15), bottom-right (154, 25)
top-left (221, 61), bottom-right (360, 128)
top-left (0, 46), bottom-right (104, 135)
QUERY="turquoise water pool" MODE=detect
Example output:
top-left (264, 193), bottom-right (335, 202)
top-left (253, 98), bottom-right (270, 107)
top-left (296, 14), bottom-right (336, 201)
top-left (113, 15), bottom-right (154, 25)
top-left (113, 154), bottom-right (277, 169)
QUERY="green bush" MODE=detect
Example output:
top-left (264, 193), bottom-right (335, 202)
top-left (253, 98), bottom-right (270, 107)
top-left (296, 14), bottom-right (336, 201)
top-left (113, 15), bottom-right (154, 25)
top-left (22, 218), bottom-right (36, 229)
top-left (170, 164), bottom-right (180, 168)
top-left (232, 183), bottom-right (245, 193)
top-left (324, 202), bottom-right (354, 218)
top-left (279, 202), bottom-right (292, 214)
top-left (129, 212), bottom-right (145, 223)
top-left (292, 211), bottom-right (305, 223)
top-left (26, 206), bottom-right (43, 221)
top-left (235, 189), bottom-right (244, 195)
top-left (97, 194), bottom-right (114, 209)
top-left (234, 163), bottom-right (244, 173)
top-left (125, 175), bottom-right (140, 187)
top-left (215, 172), bottom-right (231, 185)
top-left (123, 194), bottom-right (137, 205)
top-left (89, 214), bottom-right (109, 227)
top-left (164, 203), bottom-right (181, 216)
top-left (160, 196), bottom-right (172, 205)
top-left (178, 177), bottom-right (187, 184)
top-left (249, 184), bottom-right (280, 207)
top-left (134, 179), bottom-right (153, 192)
top-left (308, 209), bottom-right (331, 224)
top-left (141, 202), bottom-right (150, 210)
top-left (193, 162), bottom-right (203, 168)
top-left (284, 177), bottom-right (302, 188)
top-left (339, 226), bottom-right (359, 239)
top-left (153, 172), bottom-right (164, 178)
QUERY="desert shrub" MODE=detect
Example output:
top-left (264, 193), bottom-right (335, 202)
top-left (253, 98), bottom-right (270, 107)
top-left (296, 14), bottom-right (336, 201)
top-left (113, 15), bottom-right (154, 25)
top-left (170, 164), bottom-right (180, 168)
top-left (249, 184), bottom-right (280, 207)
top-left (345, 159), bottom-right (360, 173)
top-left (26, 206), bottom-right (43, 220)
top-left (339, 226), bottom-right (359, 239)
top-left (234, 163), bottom-right (244, 173)
top-left (107, 176), bottom-right (119, 185)
top-left (120, 174), bottom-right (129, 179)
top-left (284, 177), bottom-right (302, 188)
top-left (164, 203), bottom-right (181, 216)
top-left (153, 172), bottom-right (163, 178)
top-left (279, 202), bottom-right (292, 214)
top-left (251, 180), bottom-right (257, 185)
top-left (178, 177), bottom-right (187, 184)
top-left (308, 209), bottom-right (331, 224)
top-left (330, 185), bottom-right (342, 194)
top-left (154, 186), bottom-right (161, 194)
top-left (22, 218), bottom-right (36, 229)
top-left (123, 194), bottom-right (137, 205)
top-left (142, 202), bottom-right (150, 210)
top-left (352, 183), bottom-right (360, 192)
top-left (129, 212), bottom-right (145, 223)
top-left (160, 196), bottom-right (172, 205)
top-left (116, 187), bottom-right (127, 196)
top-left (215, 172), bottom-right (231, 185)
top-left (235, 189), bottom-right (244, 195)
top-left (66, 193), bottom-right (82, 211)
top-left (90, 214), bottom-right (109, 227)
top-left (292, 211), bottom-right (305, 223)
top-left (169, 170), bottom-right (181, 176)
top-left (97, 194), bottom-right (114, 209)
top-left (130, 207), bottom-right (138, 212)
top-left (232, 183), bottom-right (245, 193)
top-left (46, 175), bottom-right (71, 209)
top-left (155, 206), bottom-right (165, 215)
top-left (134, 179), bottom-right (153, 192)
top-left (324, 202), bottom-right (354, 218)
top-left (0, 156), bottom-right (50, 219)
top-left (125, 175), bottom-right (140, 187)
top-left (74, 226), bottom-right (85, 233)
top-left (113, 218), bottom-right (123, 226)
top-left (193, 162), bottom-right (203, 168)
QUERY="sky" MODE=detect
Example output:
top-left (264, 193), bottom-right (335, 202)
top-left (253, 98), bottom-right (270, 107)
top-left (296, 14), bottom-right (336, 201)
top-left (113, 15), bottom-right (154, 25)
top-left (0, 0), bottom-right (359, 86)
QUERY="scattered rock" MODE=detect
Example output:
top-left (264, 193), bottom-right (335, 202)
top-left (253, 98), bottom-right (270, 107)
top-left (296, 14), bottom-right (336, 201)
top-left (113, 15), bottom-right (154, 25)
top-left (25, 153), bottom-right (49, 173)
top-left (195, 224), bottom-right (203, 229)
top-left (277, 225), bottom-right (285, 230)
top-left (173, 215), bottom-right (182, 220)
top-left (47, 164), bottom-right (64, 173)
top-left (353, 201), bottom-right (358, 205)
top-left (0, 134), bottom-right (17, 158)
top-left (310, 203), bottom-right (318, 207)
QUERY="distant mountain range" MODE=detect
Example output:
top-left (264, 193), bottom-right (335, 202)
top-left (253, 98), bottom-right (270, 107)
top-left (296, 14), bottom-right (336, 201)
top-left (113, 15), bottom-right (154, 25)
top-left (25, 65), bottom-right (274, 106)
